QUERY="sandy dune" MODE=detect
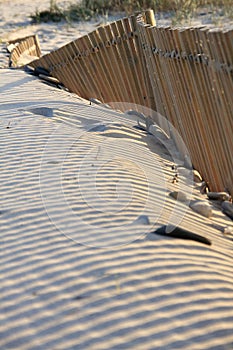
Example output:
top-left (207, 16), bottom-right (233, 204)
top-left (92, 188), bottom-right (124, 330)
top-left (0, 68), bottom-right (233, 349)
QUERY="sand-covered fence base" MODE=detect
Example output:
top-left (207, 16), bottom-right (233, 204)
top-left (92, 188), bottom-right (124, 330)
top-left (0, 68), bottom-right (233, 350)
top-left (8, 34), bottom-right (41, 67)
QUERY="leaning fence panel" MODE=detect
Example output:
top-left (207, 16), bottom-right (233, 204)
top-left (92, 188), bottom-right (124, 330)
top-left (26, 10), bottom-right (232, 196)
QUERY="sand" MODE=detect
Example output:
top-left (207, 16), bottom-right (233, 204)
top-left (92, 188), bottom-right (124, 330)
top-left (0, 1), bottom-right (233, 349)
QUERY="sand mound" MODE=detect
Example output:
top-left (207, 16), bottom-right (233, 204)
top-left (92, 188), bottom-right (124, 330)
top-left (0, 69), bottom-right (232, 349)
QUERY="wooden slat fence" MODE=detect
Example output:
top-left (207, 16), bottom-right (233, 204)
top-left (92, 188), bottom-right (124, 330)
top-left (26, 10), bottom-right (232, 196)
top-left (8, 35), bottom-right (41, 67)
top-left (136, 12), bottom-right (233, 196)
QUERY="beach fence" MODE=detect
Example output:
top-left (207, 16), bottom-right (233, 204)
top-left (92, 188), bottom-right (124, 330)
top-left (8, 35), bottom-right (41, 67)
top-left (24, 10), bottom-right (232, 196)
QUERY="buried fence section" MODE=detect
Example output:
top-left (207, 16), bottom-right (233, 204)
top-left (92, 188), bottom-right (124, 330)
top-left (27, 10), bottom-right (232, 195)
top-left (9, 35), bottom-right (41, 67)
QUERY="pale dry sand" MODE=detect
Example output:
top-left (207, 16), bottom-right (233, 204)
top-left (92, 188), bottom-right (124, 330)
top-left (0, 68), bottom-right (233, 349)
top-left (0, 1), bottom-right (233, 349)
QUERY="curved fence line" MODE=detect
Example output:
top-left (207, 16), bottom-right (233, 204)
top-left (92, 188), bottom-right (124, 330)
top-left (17, 10), bottom-right (232, 196)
